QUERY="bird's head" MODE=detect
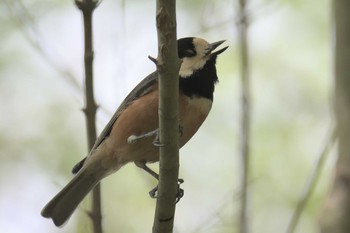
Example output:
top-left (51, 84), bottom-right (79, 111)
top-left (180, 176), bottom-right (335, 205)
top-left (178, 37), bottom-right (228, 78)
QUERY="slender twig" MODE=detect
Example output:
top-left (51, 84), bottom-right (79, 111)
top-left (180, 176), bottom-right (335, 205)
top-left (151, 0), bottom-right (181, 233)
top-left (286, 127), bottom-right (337, 233)
top-left (75, 1), bottom-right (103, 233)
top-left (236, 0), bottom-right (251, 233)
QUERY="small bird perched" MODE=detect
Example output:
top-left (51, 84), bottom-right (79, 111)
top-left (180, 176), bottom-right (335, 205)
top-left (41, 37), bottom-right (228, 227)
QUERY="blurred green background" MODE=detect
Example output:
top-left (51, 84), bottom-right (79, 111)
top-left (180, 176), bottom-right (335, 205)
top-left (0, 0), bottom-right (333, 232)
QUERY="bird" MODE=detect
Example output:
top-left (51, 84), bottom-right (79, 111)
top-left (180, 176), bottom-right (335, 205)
top-left (41, 37), bottom-right (228, 227)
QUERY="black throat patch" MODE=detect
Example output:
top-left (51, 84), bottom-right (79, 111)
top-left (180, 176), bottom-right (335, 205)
top-left (179, 56), bottom-right (218, 101)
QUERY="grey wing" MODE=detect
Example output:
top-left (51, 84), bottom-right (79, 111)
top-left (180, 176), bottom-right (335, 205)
top-left (72, 71), bottom-right (158, 174)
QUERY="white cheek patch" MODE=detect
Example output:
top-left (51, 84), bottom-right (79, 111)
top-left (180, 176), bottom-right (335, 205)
top-left (193, 38), bottom-right (209, 53)
top-left (179, 38), bottom-right (210, 78)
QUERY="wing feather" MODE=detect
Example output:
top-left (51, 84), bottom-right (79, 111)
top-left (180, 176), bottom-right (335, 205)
top-left (72, 71), bottom-right (158, 173)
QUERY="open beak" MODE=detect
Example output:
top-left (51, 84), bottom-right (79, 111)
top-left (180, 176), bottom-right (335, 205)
top-left (206, 40), bottom-right (229, 56)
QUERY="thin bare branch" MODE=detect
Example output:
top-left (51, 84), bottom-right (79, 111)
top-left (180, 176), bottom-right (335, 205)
top-left (286, 126), bottom-right (336, 233)
top-left (148, 55), bottom-right (159, 65)
top-left (75, 0), bottom-right (103, 233)
top-left (151, 0), bottom-right (181, 232)
top-left (236, 0), bottom-right (251, 233)
top-left (319, 1), bottom-right (350, 232)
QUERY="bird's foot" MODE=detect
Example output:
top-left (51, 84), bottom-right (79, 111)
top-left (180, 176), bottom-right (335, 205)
top-left (149, 178), bottom-right (184, 203)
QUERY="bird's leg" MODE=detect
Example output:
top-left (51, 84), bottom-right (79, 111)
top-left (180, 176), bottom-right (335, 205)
top-left (134, 162), bottom-right (160, 198)
top-left (134, 161), bottom-right (159, 180)
top-left (127, 124), bottom-right (183, 147)
top-left (134, 161), bottom-right (184, 202)
top-left (127, 129), bottom-right (163, 146)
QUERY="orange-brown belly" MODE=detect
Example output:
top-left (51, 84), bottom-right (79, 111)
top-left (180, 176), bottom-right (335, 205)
top-left (100, 90), bottom-right (213, 168)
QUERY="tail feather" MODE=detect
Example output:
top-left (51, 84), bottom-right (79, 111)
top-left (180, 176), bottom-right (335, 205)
top-left (41, 171), bottom-right (99, 227)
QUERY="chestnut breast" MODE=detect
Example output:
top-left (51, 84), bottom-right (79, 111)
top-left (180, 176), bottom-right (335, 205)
top-left (100, 88), bottom-right (212, 166)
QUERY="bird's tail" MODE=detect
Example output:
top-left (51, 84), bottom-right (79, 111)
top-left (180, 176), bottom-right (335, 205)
top-left (41, 170), bottom-right (100, 227)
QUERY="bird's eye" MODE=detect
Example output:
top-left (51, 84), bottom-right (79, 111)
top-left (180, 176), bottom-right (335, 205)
top-left (184, 49), bottom-right (196, 57)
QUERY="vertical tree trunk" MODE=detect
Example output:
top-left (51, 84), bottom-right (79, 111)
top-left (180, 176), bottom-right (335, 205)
top-left (319, 1), bottom-right (350, 232)
top-left (152, 0), bottom-right (181, 232)
top-left (237, 0), bottom-right (251, 232)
